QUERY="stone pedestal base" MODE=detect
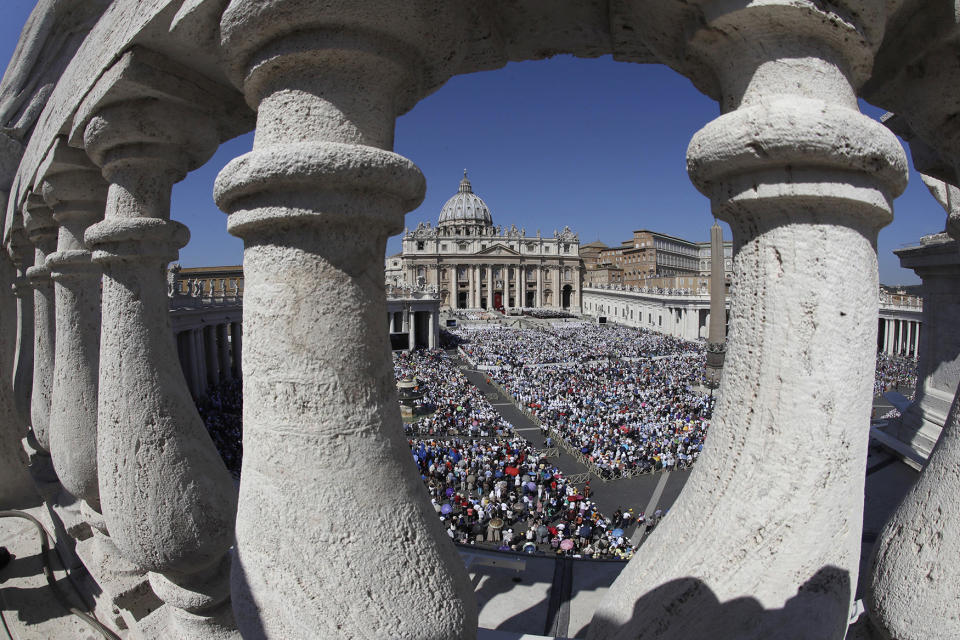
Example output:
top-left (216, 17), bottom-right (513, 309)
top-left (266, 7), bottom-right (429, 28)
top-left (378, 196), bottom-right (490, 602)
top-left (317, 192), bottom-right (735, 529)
top-left (75, 531), bottom-right (161, 635)
top-left (138, 601), bottom-right (239, 640)
top-left (889, 389), bottom-right (951, 463)
top-left (22, 436), bottom-right (59, 501)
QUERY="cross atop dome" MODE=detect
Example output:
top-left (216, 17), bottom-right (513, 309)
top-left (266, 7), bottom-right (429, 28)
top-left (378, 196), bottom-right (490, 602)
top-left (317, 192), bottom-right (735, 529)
top-left (459, 169), bottom-right (473, 194)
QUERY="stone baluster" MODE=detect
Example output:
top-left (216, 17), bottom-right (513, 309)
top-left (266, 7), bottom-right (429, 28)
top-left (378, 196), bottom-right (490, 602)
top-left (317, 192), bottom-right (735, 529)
top-left (8, 224), bottom-right (34, 432)
top-left (589, 3), bottom-right (907, 638)
top-left (0, 223), bottom-right (37, 507)
top-left (22, 192), bottom-right (59, 486)
top-left (40, 137), bottom-right (107, 515)
top-left (73, 49), bottom-right (241, 639)
top-left (865, 174), bottom-right (960, 640)
top-left (215, 2), bottom-right (477, 635)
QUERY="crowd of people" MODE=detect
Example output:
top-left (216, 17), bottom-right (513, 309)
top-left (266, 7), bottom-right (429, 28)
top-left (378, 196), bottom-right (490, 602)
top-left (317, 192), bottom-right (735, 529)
top-left (874, 352), bottom-right (918, 398)
top-left (196, 378), bottom-right (243, 478)
top-left (458, 324), bottom-right (696, 366)
top-left (454, 326), bottom-right (711, 478)
top-left (394, 349), bottom-right (512, 437)
top-left (412, 436), bottom-right (637, 559)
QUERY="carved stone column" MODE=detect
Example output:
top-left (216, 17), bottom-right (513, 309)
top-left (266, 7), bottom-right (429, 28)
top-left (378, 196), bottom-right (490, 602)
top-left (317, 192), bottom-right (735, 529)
top-left (41, 137), bottom-right (107, 512)
top-left (216, 2), bottom-right (478, 635)
top-left (23, 193), bottom-right (58, 486)
top-left (589, 3), bottom-right (907, 638)
top-left (75, 49), bottom-right (241, 639)
top-left (866, 175), bottom-right (960, 640)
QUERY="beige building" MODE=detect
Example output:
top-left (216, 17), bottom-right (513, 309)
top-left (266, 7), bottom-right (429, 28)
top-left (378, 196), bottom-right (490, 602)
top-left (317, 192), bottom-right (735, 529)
top-left (391, 172), bottom-right (583, 312)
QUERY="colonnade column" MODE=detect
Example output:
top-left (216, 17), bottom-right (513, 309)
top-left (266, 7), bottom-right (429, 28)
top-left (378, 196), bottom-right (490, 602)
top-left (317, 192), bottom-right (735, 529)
top-left (203, 325), bottom-right (221, 388)
top-left (41, 137), bottom-right (107, 513)
top-left (23, 193), bottom-right (58, 484)
top-left (589, 3), bottom-right (907, 637)
top-left (230, 322), bottom-right (242, 379)
top-left (192, 329), bottom-right (208, 397)
top-left (215, 3), bottom-right (476, 636)
top-left (408, 308), bottom-right (417, 351)
top-left (217, 323), bottom-right (232, 382)
top-left (76, 49), bottom-right (239, 638)
top-left (913, 321), bottom-right (920, 357)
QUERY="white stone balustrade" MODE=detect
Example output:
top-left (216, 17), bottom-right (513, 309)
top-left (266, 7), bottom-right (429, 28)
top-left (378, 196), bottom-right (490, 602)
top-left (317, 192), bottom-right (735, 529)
top-left (75, 49), bottom-right (241, 639)
top-left (1, 1), bottom-right (960, 638)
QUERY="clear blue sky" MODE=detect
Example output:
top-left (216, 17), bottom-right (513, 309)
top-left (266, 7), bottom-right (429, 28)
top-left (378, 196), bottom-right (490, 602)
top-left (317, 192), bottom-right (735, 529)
top-left (2, 3), bottom-right (946, 285)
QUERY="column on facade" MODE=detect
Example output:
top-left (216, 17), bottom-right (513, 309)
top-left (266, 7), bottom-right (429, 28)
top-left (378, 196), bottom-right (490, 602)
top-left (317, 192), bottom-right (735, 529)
top-left (214, 4), bottom-right (477, 636)
top-left (475, 264), bottom-right (482, 309)
top-left (588, 4), bottom-right (908, 637)
top-left (554, 265), bottom-right (561, 309)
top-left (40, 137), bottom-right (108, 514)
top-left (230, 322), bottom-right (242, 379)
top-left (535, 267), bottom-right (543, 308)
top-left (519, 264), bottom-right (526, 308)
top-left (76, 49), bottom-right (239, 638)
top-left (504, 265), bottom-right (511, 312)
top-left (428, 310), bottom-right (436, 348)
top-left (8, 223), bottom-right (34, 433)
top-left (466, 264), bottom-right (474, 308)
top-left (22, 192), bottom-right (58, 484)
top-left (486, 264), bottom-right (493, 309)
top-left (515, 264), bottom-right (522, 309)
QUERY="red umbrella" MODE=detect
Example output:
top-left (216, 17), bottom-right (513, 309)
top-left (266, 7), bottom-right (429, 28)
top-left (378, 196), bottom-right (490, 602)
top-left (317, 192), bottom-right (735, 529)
top-left (504, 466), bottom-right (520, 476)
top-left (568, 494), bottom-right (584, 502)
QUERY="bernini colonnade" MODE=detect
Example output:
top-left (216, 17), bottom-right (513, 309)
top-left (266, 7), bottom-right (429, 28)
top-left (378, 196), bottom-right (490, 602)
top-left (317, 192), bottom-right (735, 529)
top-left (0, 1), bottom-right (957, 639)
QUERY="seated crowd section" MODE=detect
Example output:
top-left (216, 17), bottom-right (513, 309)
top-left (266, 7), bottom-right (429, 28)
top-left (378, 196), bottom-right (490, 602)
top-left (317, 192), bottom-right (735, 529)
top-left (457, 325), bottom-right (711, 478)
top-left (192, 323), bottom-right (919, 554)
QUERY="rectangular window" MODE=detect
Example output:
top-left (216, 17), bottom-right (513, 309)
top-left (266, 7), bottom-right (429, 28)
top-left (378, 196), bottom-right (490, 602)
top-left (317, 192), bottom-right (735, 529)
top-left (416, 241), bottom-right (424, 251)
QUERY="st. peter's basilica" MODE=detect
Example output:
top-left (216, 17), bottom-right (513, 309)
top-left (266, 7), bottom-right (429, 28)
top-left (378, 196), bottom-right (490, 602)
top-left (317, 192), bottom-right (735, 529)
top-left (386, 172), bottom-right (583, 312)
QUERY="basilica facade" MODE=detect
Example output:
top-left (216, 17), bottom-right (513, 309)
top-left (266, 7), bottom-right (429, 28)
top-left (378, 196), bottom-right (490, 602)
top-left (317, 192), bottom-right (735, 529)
top-left (389, 172), bottom-right (583, 312)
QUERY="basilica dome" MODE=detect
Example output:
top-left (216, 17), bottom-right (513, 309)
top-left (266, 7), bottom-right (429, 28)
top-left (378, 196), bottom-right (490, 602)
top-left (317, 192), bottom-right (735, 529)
top-left (437, 171), bottom-right (493, 228)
